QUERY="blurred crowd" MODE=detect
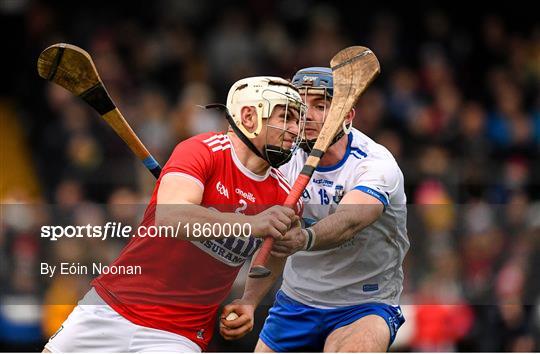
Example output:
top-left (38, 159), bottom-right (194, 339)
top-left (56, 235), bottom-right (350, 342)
top-left (1, 0), bottom-right (539, 352)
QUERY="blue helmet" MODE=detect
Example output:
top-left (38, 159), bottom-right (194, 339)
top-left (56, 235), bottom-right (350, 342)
top-left (291, 67), bottom-right (333, 97)
top-left (291, 67), bottom-right (352, 151)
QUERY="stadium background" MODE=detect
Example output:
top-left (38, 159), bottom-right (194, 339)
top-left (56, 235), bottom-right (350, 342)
top-left (0, 0), bottom-right (539, 351)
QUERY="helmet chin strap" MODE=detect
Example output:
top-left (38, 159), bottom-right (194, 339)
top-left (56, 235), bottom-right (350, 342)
top-left (262, 145), bottom-right (294, 167)
top-left (300, 120), bottom-right (352, 153)
top-left (204, 104), bottom-right (291, 168)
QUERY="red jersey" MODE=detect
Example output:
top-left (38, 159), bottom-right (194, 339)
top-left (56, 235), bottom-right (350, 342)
top-left (92, 132), bottom-right (296, 350)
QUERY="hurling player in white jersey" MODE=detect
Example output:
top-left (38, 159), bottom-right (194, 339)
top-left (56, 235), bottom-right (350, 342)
top-left (220, 67), bottom-right (409, 352)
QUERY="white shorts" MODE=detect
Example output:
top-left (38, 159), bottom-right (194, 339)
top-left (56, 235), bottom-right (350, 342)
top-left (44, 288), bottom-right (201, 353)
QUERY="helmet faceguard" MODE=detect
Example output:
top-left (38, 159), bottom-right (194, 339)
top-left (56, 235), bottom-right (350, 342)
top-left (223, 76), bottom-right (306, 168)
top-left (291, 67), bottom-right (352, 152)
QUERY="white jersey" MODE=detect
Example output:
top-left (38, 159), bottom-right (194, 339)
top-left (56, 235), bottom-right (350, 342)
top-left (279, 128), bottom-right (409, 308)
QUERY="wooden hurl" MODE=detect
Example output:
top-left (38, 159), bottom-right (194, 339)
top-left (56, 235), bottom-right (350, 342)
top-left (37, 43), bottom-right (162, 178)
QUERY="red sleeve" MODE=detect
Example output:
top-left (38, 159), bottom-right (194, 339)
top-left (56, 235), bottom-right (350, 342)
top-left (161, 136), bottom-right (214, 189)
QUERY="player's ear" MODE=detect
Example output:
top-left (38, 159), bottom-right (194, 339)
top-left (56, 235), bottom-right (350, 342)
top-left (240, 106), bottom-right (258, 133)
top-left (345, 108), bottom-right (356, 125)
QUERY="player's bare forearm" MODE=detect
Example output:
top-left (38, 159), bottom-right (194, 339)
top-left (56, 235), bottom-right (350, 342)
top-left (220, 255), bottom-right (285, 341)
top-left (241, 252), bottom-right (286, 306)
top-left (155, 174), bottom-right (253, 240)
top-left (310, 190), bottom-right (384, 250)
top-left (156, 174), bottom-right (296, 240)
top-left (155, 203), bottom-right (252, 240)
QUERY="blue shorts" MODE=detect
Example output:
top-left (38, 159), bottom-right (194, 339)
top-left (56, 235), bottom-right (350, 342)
top-left (259, 290), bottom-right (405, 352)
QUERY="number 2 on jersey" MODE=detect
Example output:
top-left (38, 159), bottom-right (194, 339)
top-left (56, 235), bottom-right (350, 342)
top-left (235, 199), bottom-right (248, 214)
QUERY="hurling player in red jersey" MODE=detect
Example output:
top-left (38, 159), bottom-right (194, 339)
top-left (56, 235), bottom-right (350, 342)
top-left (44, 76), bottom-right (306, 353)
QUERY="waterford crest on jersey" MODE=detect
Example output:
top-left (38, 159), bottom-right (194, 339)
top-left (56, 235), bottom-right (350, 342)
top-left (279, 128), bottom-right (409, 308)
top-left (92, 132), bottom-right (294, 350)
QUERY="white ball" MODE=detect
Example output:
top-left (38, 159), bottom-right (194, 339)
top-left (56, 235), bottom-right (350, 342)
top-left (226, 312), bottom-right (239, 321)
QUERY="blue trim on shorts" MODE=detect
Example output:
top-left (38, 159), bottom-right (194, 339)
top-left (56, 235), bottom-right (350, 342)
top-left (259, 290), bottom-right (405, 352)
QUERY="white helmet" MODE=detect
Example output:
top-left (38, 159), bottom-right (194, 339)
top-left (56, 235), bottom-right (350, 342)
top-left (226, 76), bottom-right (305, 138)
